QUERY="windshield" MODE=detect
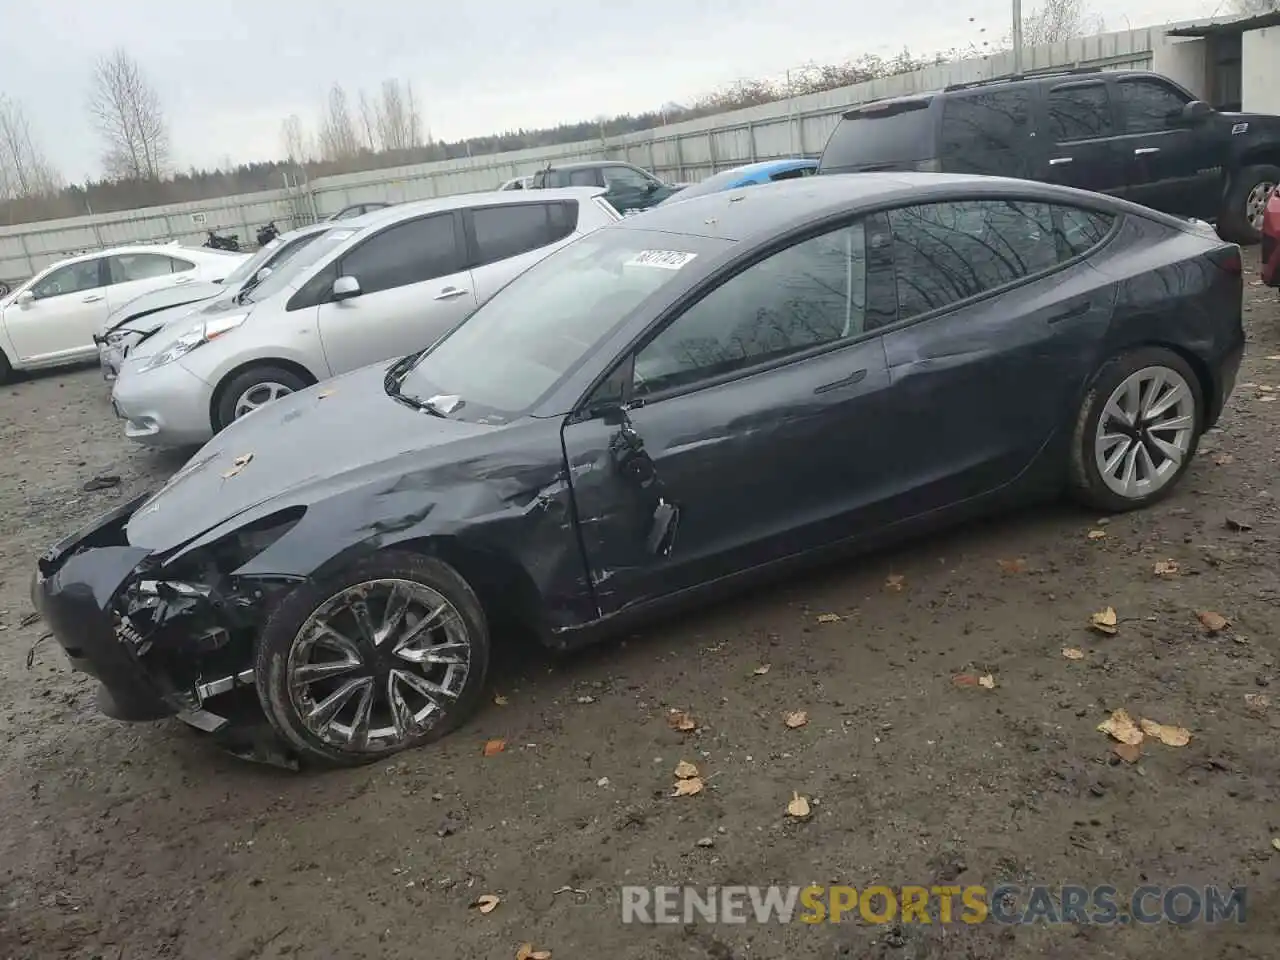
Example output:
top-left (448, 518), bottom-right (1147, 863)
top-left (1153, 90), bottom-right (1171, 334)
top-left (818, 100), bottom-right (935, 171)
top-left (242, 227), bottom-right (361, 302)
top-left (221, 238), bottom-right (283, 287)
top-left (398, 229), bottom-right (726, 418)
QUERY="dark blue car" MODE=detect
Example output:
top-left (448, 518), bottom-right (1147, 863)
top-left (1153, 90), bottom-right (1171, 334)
top-left (659, 158), bottom-right (818, 205)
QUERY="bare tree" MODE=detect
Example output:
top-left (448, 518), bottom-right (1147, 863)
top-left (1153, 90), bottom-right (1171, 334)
top-left (1022, 0), bottom-right (1103, 46)
top-left (87, 48), bottom-right (170, 180)
top-left (316, 84), bottom-right (361, 161)
top-left (1230, 0), bottom-right (1278, 13)
top-left (281, 113), bottom-right (307, 164)
top-left (375, 79), bottom-right (423, 151)
top-left (0, 96), bottom-right (61, 199)
top-left (357, 91), bottom-right (379, 150)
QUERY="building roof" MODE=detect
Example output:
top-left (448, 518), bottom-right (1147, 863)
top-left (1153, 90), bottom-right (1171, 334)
top-left (1167, 12), bottom-right (1280, 38)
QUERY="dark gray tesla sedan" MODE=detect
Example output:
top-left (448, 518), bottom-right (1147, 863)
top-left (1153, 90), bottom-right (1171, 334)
top-left (34, 173), bottom-right (1244, 767)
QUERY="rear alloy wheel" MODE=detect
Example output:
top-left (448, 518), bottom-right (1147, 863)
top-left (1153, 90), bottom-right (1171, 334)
top-left (255, 552), bottom-right (490, 766)
top-left (1068, 348), bottom-right (1203, 512)
top-left (213, 365), bottom-right (311, 432)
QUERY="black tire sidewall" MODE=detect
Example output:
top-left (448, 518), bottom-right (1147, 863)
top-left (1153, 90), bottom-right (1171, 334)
top-left (0, 349), bottom-right (11, 385)
top-left (214, 366), bottom-right (310, 431)
top-left (1069, 347), bottom-right (1204, 513)
top-left (254, 550), bottom-right (492, 767)
top-left (1221, 164), bottom-right (1280, 244)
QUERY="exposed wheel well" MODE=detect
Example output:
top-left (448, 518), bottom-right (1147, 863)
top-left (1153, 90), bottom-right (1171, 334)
top-left (209, 359), bottom-right (318, 428)
top-left (1237, 151), bottom-right (1280, 173)
top-left (395, 535), bottom-right (548, 645)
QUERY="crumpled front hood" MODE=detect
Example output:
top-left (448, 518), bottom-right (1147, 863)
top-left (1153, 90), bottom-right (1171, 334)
top-left (125, 362), bottom-right (501, 553)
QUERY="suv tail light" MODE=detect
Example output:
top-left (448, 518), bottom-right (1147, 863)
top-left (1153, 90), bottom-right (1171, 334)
top-left (1209, 246), bottom-right (1242, 276)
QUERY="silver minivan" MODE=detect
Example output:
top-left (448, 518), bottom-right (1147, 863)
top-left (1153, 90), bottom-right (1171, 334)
top-left (111, 188), bottom-right (620, 447)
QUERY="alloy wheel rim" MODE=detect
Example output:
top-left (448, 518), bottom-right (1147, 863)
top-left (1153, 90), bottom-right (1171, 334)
top-left (1094, 366), bottom-right (1196, 500)
top-left (1246, 181), bottom-right (1276, 231)
top-left (287, 578), bottom-right (471, 752)
top-left (234, 381), bottom-right (293, 419)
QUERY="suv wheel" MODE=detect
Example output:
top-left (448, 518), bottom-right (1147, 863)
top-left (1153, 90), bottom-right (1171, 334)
top-left (1219, 164), bottom-right (1280, 244)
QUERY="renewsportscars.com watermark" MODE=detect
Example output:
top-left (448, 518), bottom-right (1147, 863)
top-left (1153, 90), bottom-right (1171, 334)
top-left (621, 885), bottom-right (1247, 926)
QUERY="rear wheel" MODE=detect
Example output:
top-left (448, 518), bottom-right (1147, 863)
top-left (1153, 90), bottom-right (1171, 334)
top-left (1219, 164), bottom-right (1280, 244)
top-left (254, 551), bottom-right (491, 767)
top-left (1068, 347), bottom-right (1204, 513)
top-left (213, 365), bottom-right (311, 432)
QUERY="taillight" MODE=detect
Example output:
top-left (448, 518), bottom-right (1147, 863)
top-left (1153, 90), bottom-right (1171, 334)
top-left (1210, 245), bottom-right (1242, 276)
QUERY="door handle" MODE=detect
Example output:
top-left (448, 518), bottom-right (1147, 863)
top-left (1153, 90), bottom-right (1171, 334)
top-left (82, 294), bottom-right (104, 303)
top-left (433, 286), bottom-right (469, 300)
top-left (173, 276), bottom-right (193, 284)
top-left (1134, 147), bottom-right (1160, 156)
top-left (1046, 301), bottom-right (1092, 324)
top-left (1049, 157), bottom-right (1073, 166)
top-left (814, 368), bottom-right (868, 395)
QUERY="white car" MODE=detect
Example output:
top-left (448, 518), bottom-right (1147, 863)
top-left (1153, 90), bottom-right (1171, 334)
top-left (112, 187), bottom-right (620, 447)
top-left (0, 244), bottom-right (247, 382)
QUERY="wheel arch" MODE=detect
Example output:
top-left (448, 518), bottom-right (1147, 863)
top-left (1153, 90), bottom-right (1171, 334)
top-left (209, 357), bottom-right (320, 428)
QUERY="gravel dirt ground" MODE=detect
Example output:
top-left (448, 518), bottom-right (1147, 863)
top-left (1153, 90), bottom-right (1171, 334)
top-left (1, 254), bottom-right (1278, 960)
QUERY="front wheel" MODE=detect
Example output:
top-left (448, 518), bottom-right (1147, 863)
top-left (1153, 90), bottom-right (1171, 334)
top-left (1067, 347), bottom-right (1204, 513)
top-left (254, 551), bottom-right (491, 767)
top-left (213, 365), bottom-right (311, 432)
top-left (1219, 164), bottom-right (1280, 244)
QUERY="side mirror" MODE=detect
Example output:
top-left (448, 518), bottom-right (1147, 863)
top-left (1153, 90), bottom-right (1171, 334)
top-left (1181, 100), bottom-right (1212, 123)
top-left (332, 275), bottom-right (361, 302)
top-left (644, 180), bottom-right (660, 194)
top-left (16, 290), bottom-right (34, 306)
top-left (254, 267), bottom-right (273, 283)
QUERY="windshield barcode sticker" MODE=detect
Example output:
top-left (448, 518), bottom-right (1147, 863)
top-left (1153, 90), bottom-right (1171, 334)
top-left (625, 250), bottom-right (697, 270)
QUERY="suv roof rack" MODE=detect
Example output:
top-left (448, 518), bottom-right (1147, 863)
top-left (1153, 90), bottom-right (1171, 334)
top-left (942, 67), bottom-right (1106, 93)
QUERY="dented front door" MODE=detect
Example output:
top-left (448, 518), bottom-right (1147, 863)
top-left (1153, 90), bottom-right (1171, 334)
top-left (560, 337), bottom-right (896, 617)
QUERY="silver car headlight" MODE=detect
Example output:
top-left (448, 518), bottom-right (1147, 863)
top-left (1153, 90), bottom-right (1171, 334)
top-left (139, 314), bottom-right (248, 372)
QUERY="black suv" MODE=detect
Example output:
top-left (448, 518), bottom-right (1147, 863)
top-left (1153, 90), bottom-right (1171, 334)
top-left (817, 69), bottom-right (1280, 243)
top-left (530, 161), bottom-right (685, 215)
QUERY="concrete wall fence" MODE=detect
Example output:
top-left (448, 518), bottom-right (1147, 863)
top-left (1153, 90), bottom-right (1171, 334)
top-left (0, 22), bottom-right (1206, 285)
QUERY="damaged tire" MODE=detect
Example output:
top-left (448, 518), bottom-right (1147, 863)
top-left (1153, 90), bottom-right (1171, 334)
top-left (255, 550), bottom-right (491, 767)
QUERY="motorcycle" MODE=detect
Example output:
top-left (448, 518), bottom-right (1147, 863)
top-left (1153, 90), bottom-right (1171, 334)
top-left (203, 229), bottom-right (241, 252)
top-left (256, 222), bottom-right (280, 247)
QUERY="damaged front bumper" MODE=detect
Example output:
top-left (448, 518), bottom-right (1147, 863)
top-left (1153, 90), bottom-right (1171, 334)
top-left (32, 493), bottom-right (279, 727)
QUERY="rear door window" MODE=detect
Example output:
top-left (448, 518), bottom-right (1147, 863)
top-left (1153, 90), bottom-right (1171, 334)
top-left (939, 88), bottom-right (1035, 176)
top-left (1046, 83), bottom-right (1114, 142)
top-left (471, 202), bottom-right (579, 267)
top-left (818, 100), bottom-right (935, 172)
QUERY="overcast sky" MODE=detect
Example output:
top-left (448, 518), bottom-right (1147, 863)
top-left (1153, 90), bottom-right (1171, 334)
top-left (2, 0), bottom-right (1218, 182)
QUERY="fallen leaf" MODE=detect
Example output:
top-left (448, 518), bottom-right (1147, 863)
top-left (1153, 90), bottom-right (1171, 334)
top-left (1090, 607), bottom-right (1119, 635)
top-left (667, 710), bottom-right (697, 732)
top-left (1260, 385), bottom-right (1276, 392)
top-left (997, 558), bottom-right (1027, 574)
top-left (1244, 693), bottom-right (1270, 713)
top-left (884, 574), bottom-right (906, 591)
top-left (978, 674), bottom-right (996, 689)
top-left (1259, 395), bottom-right (1278, 402)
top-left (493, 694), bottom-right (509, 706)
top-left (784, 710), bottom-right (809, 729)
top-left (1266, 355), bottom-right (1280, 361)
top-left (482, 738), bottom-right (506, 757)
top-left (1113, 742), bottom-right (1141, 763)
top-left (672, 777), bottom-right (704, 797)
top-left (516, 945), bottom-right (552, 960)
top-left (1225, 516), bottom-right (1253, 532)
top-left (1154, 560), bottom-right (1180, 577)
top-left (473, 894), bottom-right (500, 914)
top-left (1062, 647), bottom-right (1086, 660)
top-left (952, 673), bottom-right (979, 687)
top-left (1098, 708), bottom-right (1144, 746)
top-left (752, 664), bottom-right (771, 676)
top-left (221, 452), bottom-right (254, 479)
top-left (786, 792), bottom-right (811, 818)
top-left (1087, 529), bottom-right (1107, 540)
top-left (815, 613), bottom-right (842, 623)
top-left (1272, 838), bottom-right (1280, 853)
top-left (673, 760), bottom-right (699, 780)
top-left (1213, 453), bottom-right (1234, 466)
top-left (1140, 718), bottom-right (1191, 747)
top-left (1197, 610), bottom-right (1230, 633)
